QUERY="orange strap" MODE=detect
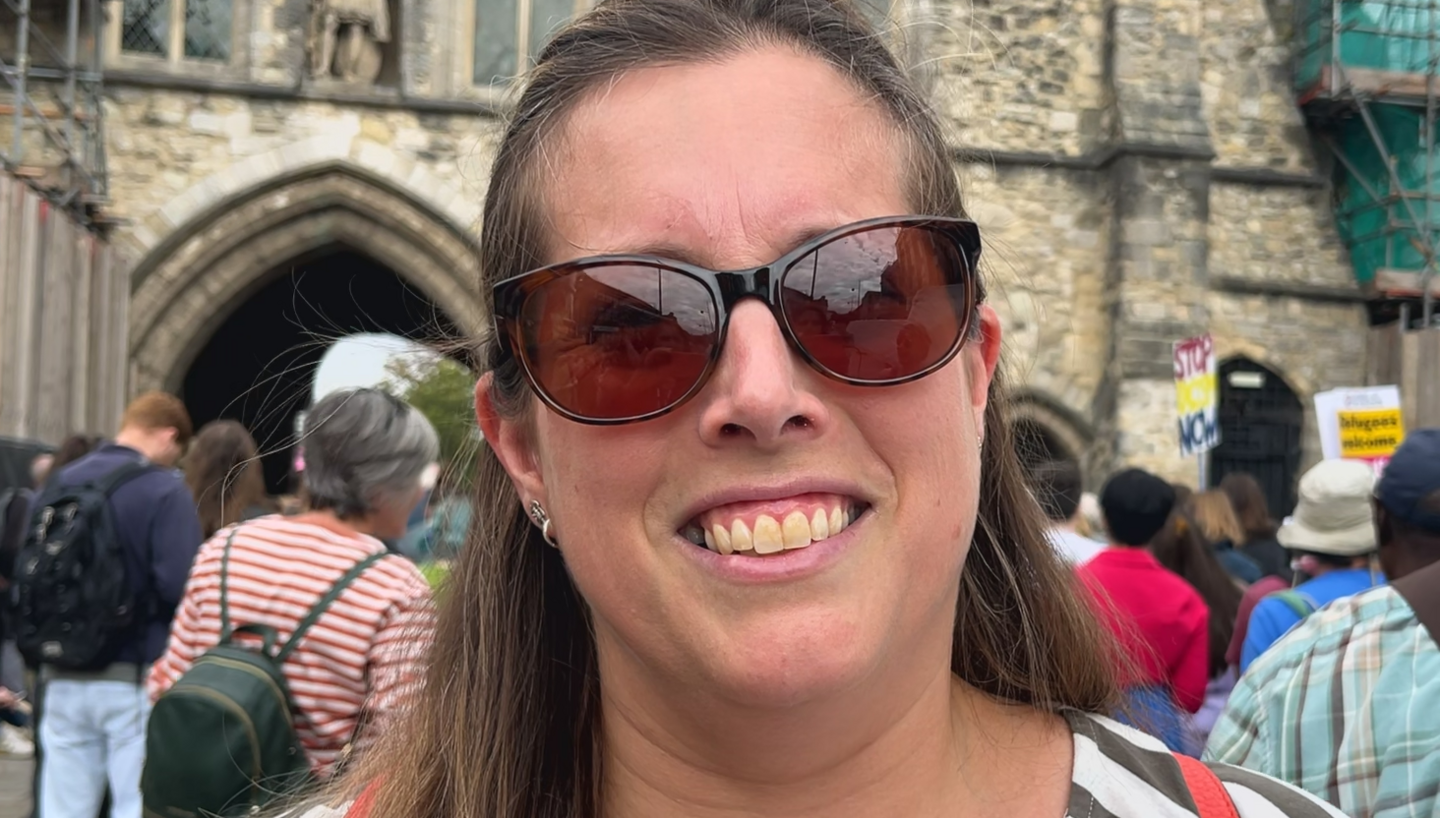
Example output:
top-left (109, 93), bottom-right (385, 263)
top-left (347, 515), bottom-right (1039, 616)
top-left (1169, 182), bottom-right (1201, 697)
top-left (1173, 753), bottom-right (1240, 818)
top-left (344, 781), bottom-right (381, 818)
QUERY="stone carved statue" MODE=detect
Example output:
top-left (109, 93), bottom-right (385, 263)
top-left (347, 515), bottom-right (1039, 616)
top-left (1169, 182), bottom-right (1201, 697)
top-left (308, 0), bottom-right (389, 84)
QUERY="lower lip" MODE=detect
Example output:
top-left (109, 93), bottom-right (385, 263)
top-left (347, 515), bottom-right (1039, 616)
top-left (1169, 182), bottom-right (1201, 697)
top-left (677, 512), bottom-right (866, 584)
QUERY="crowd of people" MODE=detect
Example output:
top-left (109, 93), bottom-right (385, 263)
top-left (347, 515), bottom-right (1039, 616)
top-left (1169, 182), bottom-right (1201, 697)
top-left (1029, 431), bottom-right (1440, 816)
top-left (0, 388), bottom-right (444, 818)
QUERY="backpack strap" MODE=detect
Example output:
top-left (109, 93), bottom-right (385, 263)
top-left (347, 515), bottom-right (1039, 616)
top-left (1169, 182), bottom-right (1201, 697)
top-left (1173, 753), bottom-right (1240, 818)
top-left (1269, 589), bottom-right (1318, 620)
top-left (93, 460), bottom-right (156, 497)
top-left (1391, 559), bottom-right (1440, 647)
top-left (276, 551), bottom-right (387, 663)
top-left (218, 527), bottom-right (244, 643)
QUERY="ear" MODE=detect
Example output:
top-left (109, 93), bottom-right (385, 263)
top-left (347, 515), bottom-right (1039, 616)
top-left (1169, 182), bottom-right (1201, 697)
top-left (1372, 496), bottom-right (1392, 546)
top-left (475, 373), bottom-right (548, 508)
top-left (967, 304), bottom-right (1003, 431)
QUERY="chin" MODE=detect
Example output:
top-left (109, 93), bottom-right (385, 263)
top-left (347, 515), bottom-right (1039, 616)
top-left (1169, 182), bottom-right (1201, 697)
top-left (702, 617), bottom-right (880, 708)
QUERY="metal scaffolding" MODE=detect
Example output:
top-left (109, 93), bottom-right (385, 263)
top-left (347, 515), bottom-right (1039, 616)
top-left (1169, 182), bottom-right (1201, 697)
top-left (1296, 0), bottom-right (1440, 328)
top-left (0, 0), bottom-right (109, 224)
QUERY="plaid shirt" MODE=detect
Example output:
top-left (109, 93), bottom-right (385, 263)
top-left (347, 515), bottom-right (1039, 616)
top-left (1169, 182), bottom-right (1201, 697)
top-left (1206, 584), bottom-right (1440, 818)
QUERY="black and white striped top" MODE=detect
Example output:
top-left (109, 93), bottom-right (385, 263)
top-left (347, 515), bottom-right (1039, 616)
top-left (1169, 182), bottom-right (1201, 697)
top-left (1064, 711), bottom-right (1347, 818)
top-left (303, 710), bottom-right (1350, 818)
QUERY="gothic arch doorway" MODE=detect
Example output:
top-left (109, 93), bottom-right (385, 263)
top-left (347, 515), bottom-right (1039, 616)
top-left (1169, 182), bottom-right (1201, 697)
top-left (180, 250), bottom-right (460, 493)
top-left (1013, 418), bottom-right (1076, 471)
top-left (127, 164), bottom-right (483, 492)
top-left (1211, 358), bottom-right (1304, 516)
top-left (1008, 392), bottom-right (1092, 475)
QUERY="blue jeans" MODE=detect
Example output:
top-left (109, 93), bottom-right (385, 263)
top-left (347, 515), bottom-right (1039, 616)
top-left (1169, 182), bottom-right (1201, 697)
top-left (38, 679), bottom-right (150, 818)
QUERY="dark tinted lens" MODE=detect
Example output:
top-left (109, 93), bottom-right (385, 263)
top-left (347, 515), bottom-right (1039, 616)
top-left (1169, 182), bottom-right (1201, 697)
top-left (780, 224), bottom-right (971, 382)
top-left (518, 264), bottom-right (719, 420)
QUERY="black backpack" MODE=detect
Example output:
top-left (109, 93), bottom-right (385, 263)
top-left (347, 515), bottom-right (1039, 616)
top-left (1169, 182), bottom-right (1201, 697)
top-left (142, 529), bottom-right (385, 818)
top-left (13, 460), bottom-right (154, 669)
top-left (0, 487), bottom-right (32, 589)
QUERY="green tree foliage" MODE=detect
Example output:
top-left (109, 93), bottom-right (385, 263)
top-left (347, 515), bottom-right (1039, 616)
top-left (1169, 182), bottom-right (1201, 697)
top-left (381, 354), bottom-right (479, 490)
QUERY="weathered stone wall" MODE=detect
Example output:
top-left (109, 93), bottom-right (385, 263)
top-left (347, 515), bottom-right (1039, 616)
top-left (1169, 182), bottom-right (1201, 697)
top-left (1207, 184), bottom-right (1353, 288)
top-left (1198, 0), bottom-right (1313, 171)
top-left (925, 0), bottom-right (1109, 155)
top-left (103, 88), bottom-right (501, 244)
top-left (962, 164), bottom-right (1112, 420)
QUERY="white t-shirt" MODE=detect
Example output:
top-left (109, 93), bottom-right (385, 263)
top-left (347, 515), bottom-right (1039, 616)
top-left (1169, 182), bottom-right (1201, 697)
top-left (1048, 526), bottom-right (1106, 564)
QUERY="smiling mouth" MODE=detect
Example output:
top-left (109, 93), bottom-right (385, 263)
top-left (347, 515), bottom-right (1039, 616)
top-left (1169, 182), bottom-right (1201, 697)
top-left (680, 495), bottom-right (870, 557)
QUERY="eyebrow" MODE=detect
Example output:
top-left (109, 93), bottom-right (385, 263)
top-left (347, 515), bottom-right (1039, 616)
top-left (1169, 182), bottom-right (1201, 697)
top-left (619, 224), bottom-right (838, 270)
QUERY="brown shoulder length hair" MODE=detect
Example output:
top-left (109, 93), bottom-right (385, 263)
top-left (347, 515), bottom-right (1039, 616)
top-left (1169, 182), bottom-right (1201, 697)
top-left (182, 420), bottom-right (268, 539)
top-left (343, 1), bottom-right (1119, 815)
top-left (1219, 472), bottom-right (1278, 541)
top-left (1150, 507), bottom-right (1242, 677)
top-left (1189, 489), bottom-right (1248, 547)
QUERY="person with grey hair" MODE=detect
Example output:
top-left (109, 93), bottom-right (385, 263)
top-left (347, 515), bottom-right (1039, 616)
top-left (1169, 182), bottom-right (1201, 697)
top-left (146, 388), bottom-right (438, 808)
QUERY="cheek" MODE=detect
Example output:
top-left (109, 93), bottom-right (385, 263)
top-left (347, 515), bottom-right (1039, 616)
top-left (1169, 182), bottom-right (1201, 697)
top-left (531, 414), bottom-right (675, 586)
top-left (850, 362), bottom-right (982, 573)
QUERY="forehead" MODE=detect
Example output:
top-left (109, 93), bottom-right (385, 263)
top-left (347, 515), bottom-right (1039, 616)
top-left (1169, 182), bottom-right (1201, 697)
top-left (540, 47), bottom-right (910, 267)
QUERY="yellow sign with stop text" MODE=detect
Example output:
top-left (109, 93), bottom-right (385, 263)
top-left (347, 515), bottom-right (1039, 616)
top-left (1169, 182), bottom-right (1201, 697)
top-left (1338, 408), bottom-right (1405, 459)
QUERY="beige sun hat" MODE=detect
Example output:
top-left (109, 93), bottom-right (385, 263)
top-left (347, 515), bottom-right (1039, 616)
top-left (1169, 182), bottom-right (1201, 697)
top-left (1277, 459), bottom-right (1378, 556)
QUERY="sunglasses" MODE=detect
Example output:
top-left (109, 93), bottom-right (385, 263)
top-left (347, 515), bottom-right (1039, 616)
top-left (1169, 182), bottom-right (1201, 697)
top-left (492, 216), bottom-right (982, 425)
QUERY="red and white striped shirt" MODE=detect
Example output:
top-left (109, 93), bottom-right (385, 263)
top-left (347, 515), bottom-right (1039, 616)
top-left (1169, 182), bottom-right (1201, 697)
top-left (149, 515), bottom-right (435, 774)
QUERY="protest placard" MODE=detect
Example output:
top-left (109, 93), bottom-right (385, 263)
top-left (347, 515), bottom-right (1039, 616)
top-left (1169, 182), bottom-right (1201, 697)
top-left (1174, 334), bottom-right (1219, 457)
top-left (1314, 385), bottom-right (1405, 472)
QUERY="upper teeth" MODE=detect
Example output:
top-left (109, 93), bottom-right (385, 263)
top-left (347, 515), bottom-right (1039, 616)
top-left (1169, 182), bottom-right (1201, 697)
top-left (688, 505), bottom-right (856, 557)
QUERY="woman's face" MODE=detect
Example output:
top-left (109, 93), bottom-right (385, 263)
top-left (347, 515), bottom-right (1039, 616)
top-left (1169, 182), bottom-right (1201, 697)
top-left (482, 47), bottom-right (1002, 708)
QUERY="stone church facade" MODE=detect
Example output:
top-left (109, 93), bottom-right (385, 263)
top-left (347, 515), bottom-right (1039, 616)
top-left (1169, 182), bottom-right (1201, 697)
top-left (7, 0), bottom-right (1372, 499)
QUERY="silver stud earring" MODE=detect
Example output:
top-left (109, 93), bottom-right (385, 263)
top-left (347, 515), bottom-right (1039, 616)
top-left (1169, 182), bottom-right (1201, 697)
top-left (529, 500), bottom-right (559, 549)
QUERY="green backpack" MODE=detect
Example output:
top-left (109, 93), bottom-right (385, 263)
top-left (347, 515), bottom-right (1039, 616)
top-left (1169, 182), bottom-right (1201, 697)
top-left (142, 530), bottom-right (385, 818)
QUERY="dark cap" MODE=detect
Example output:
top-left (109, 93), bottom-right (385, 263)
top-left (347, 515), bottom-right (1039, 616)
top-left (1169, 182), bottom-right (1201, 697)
top-left (1376, 428), bottom-right (1440, 533)
top-left (1099, 468), bottom-right (1177, 546)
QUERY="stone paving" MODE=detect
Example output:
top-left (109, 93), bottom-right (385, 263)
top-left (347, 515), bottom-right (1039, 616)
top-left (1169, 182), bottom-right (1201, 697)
top-left (0, 757), bottom-right (31, 818)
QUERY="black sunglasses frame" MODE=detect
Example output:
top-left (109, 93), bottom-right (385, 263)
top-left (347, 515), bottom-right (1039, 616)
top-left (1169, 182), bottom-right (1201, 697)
top-left (492, 215), bottom-right (983, 426)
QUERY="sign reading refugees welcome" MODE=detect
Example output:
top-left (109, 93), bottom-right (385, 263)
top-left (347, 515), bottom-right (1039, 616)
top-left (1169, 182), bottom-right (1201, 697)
top-left (1315, 385), bottom-right (1406, 473)
top-left (1338, 408), bottom-right (1405, 458)
top-left (1174, 333), bottom-right (1219, 457)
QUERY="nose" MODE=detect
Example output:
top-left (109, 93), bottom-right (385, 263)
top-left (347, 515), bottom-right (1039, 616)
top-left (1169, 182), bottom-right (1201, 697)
top-left (695, 299), bottom-right (831, 449)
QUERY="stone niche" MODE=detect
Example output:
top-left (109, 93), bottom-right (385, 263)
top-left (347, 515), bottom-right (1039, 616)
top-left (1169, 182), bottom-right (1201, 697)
top-left (306, 0), bottom-right (402, 87)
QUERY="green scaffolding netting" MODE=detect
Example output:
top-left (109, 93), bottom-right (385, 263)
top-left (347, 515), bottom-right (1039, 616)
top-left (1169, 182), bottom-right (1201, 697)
top-left (1334, 107), bottom-right (1440, 284)
top-left (1298, 0), bottom-right (1440, 90)
top-left (1297, 1), bottom-right (1440, 285)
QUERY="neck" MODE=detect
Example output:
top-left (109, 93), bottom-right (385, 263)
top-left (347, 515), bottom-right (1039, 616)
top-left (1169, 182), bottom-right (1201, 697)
top-left (1388, 545), bottom-right (1440, 580)
top-left (1310, 560), bottom-right (1366, 578)
top-left (598, 631), bottom-right (1071, 818)
top-left (112, 429), bottom-right (159, 462)
top-left (294, 508), bottom-right (380, 538)
top-left (1050, 519), bottom-right (1077, 535)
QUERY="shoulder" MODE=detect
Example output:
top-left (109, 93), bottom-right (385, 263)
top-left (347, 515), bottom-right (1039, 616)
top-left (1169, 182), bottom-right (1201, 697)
top-left (1065, 712), bottom-right (1344, 817)
top-left (148, 468), bottom-right (195, 505)
top-left (1211, 762), bottom-right (1350, 817)
top-left (109, 461), bottom-right (189, 506)
top-left (1245, 586), bottom-right (1418, 681)
top-left (1248, 594), bottom-right (1296, 626)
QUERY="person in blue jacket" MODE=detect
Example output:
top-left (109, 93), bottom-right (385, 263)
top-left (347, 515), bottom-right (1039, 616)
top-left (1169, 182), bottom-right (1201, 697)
top-left (1240, 459), bottom-right (1384, 673)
